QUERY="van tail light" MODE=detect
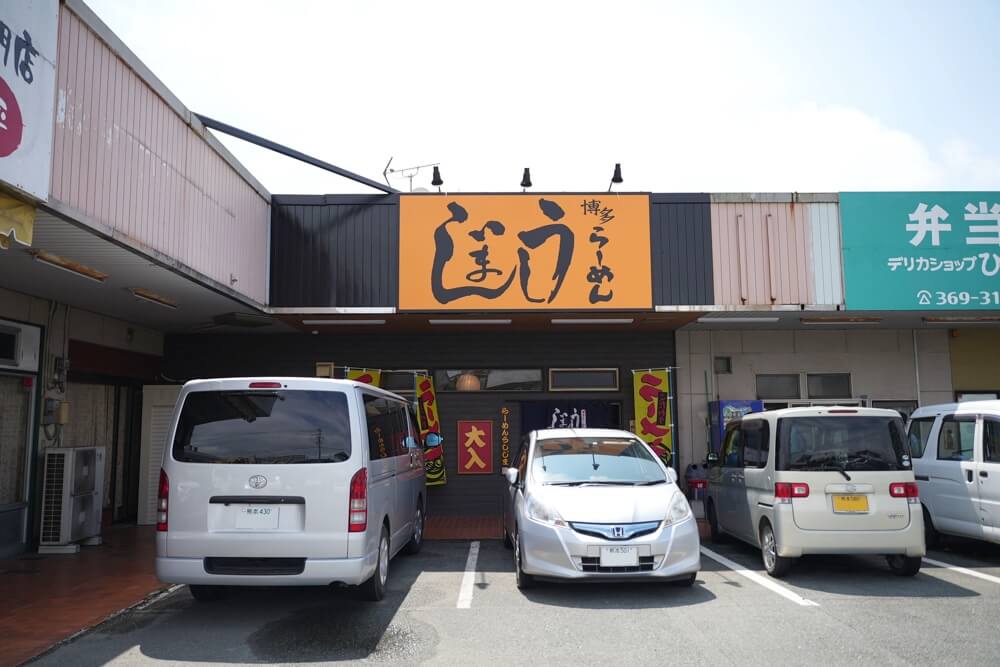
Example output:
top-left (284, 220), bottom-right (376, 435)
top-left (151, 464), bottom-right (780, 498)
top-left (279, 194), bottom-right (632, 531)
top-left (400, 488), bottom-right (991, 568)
top-left (775, 482), bottom-right (810, 503)
top-left (349, 468), bottom-right (368, 532)
top-left (890, 482), bottom-right (920, 504)
top-left (157, 469), bottom-right (169, 532)
top-left (249, 382), bottom-right (282, 389)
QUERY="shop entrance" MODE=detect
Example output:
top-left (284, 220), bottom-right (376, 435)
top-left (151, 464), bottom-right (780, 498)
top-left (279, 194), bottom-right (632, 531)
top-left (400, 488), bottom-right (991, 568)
top-left (519, 400), bottom-right (623, 433)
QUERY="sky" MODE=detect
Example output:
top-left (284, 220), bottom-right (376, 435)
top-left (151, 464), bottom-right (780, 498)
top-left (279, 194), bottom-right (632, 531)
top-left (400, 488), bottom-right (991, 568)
top-left (86, 0), bottom-right (1000, 195)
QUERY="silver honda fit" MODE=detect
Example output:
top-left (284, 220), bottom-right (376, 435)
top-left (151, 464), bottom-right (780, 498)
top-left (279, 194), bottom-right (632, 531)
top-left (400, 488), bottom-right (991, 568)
top-left (502, 428), bottom-right (700, 588)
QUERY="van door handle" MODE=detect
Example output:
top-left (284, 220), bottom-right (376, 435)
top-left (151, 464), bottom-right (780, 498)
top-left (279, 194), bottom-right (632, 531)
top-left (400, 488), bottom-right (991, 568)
top-left (981, 471), bottom-right (989, 478)
top-left (967, 470), bottom-right (974, 482)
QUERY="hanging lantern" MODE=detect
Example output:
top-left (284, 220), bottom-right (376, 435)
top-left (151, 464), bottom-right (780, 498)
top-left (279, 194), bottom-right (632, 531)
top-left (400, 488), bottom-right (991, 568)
top-left (456, 372), bottom-right (482, 391)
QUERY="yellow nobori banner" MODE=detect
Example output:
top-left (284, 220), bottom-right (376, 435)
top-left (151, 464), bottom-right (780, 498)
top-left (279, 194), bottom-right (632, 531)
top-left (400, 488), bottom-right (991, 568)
top-left (346, 368), bottom-right (382, 387)
top-left (633, 369), bottom-right (673, 466)
top-left (399, 194), bottom-right (651, 310)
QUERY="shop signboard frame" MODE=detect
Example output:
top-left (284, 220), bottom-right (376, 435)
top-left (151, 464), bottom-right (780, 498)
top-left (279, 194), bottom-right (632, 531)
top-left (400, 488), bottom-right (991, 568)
top-left (841, 191), bottom-right (1000, 310)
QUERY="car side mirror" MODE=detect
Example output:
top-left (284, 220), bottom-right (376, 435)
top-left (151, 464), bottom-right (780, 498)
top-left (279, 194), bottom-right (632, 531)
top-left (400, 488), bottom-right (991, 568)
top-left (504, 467), bottom-right (520, 486)
top-left (404, 435), bottom-right (420, 449)
top-left (424, 432), bottom-right (443, 448)
top-left (706, 452), bottom-right (720, 466)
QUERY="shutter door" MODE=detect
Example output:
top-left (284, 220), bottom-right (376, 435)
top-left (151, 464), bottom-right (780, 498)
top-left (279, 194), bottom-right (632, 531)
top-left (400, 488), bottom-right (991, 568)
top-left (137, 386), bottom-right (181, 525)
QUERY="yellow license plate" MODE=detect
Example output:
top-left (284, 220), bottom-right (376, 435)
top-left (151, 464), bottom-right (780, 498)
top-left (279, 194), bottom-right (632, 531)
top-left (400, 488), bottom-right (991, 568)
top-left (832, 495), bottom-right (869, 513)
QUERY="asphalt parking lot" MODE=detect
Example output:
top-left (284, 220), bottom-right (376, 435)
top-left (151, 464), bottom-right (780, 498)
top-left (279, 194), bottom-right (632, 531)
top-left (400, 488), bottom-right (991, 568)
top-left (31, 536), bottom-right (1000, 666)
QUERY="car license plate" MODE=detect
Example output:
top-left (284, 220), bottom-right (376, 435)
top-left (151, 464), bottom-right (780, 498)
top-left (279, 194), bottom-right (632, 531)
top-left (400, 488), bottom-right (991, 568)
top-left (832, 495), bottom-right (869, 513)
top-left (600, 546), bottom-right (638, 567)
top-left (235, 505), bottom-right (279, 529)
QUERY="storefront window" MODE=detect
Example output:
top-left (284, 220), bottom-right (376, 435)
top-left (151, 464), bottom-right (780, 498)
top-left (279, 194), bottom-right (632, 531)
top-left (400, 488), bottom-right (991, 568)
top-left (548, 368), bottom-right (619, 392)
top-left (0, 376), bottom-right (31, 505)
top-left (435, 369), bottom-right (543, 392)
top-left (756, 374), bottom-right (800, 400)
top-left (807, 373), bottom-right (852, 400)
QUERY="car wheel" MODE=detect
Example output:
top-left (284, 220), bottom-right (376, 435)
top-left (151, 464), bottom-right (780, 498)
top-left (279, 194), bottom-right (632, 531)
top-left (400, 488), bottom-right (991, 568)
top-left (707, 500), bottom-right (724, 543)
top-left (923, 506), bottom-right (940, 549)
top-left (514, 528), bottom-right (535, 590)
top-left (403, 506), bottom-right (424, 555)
top-left (671, 573), bottom-right (697, 587)
top-left (189, 585), bottom-right (224, 602)
top-left (760, 522), bottom-right (793, 578)
top-left (887, 555), bottom-right (922, 577)
top-left (361, 525), bottom-right (390, 601)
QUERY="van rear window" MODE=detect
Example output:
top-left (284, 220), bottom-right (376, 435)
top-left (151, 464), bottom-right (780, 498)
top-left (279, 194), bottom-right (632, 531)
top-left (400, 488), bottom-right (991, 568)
top-left (172, 390), bottom-right (351, 464)
top-left (777, 416), bottom-right (910, 472)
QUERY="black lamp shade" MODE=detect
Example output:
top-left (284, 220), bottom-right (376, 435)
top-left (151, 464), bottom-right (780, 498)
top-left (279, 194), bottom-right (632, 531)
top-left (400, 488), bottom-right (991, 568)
top-left (520, 167), bottom-right (532, 189)
top-left (431, 166), bottom-right (443, 187)
top-left (611, 163), bottom-right (623, 184)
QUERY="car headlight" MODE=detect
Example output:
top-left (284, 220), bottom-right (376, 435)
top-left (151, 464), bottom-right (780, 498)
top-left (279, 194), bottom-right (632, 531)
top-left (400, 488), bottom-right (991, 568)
top-left (526, 495), bottom-right (567, 527)
top-left (663, 492), bottom-right (692, 527)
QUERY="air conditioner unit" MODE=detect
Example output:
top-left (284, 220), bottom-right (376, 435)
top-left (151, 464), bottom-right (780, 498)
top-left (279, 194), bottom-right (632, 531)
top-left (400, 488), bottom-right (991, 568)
top-left (39, 447), bottom-right (106, 554)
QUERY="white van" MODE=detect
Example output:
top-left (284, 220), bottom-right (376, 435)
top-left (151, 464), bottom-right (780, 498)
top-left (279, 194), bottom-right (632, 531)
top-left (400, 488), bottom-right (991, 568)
top-left (907, 400), bottom-right (1000, 546)
top-left (155, 378), bottom-right (426, 601)
top-left (705, 406), bottom-right (925, 578)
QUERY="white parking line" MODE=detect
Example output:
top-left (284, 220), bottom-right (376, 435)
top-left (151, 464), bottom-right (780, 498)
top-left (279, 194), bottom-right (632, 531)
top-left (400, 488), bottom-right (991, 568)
top-left (700, 546), bottom-right (820, 607)
top-left (456, 540), bottom-right (481, 609)
top-left (923, 557), bottom-right (1000, 586)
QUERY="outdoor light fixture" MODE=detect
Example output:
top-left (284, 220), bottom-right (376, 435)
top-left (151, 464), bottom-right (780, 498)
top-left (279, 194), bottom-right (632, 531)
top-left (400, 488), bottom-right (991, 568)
top-left (301, 319), bottom-right (387, 326)
top-left (29, 250), bottom-right (109, 283)
top-left (431, 166), bottom-right (443, 190)
top-left (551, 318), bottom-right (634, 325)
top-left (428, 319), bottom-right (512, 325)
top-left (800, 317), bottom-right (882, 325)
top-left (520, 167), bottom-right (532, 191)
top-left (695, 316), bottom-right (780, 324)
top-left (128, 287), bottom-right (177, 309)
top-left (608, 163), bottom-right (623, 192)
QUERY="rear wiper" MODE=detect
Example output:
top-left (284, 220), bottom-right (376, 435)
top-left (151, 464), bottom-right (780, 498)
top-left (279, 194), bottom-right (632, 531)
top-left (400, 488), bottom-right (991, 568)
top-left (817, 464), bottom-right (851, 481)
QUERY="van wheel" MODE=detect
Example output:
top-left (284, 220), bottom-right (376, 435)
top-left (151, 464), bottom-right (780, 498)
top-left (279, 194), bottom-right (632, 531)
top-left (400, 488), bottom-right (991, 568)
top-left (403, 506), bottom-right (424, 555)
top-left (707, 500), bottom-right (724, 543)
top-left (514, 528), bottom-right (535, 590)
top-left (887, 555), bottom-right (922, 577)
top-left (189, 585), bottom-right (224, 602)
top-left (923, 506), bottom-right (940, 549)
top-left (361, 526), bottom-right (389, 601)
top-left (760, 522), bottom-right (793, 578)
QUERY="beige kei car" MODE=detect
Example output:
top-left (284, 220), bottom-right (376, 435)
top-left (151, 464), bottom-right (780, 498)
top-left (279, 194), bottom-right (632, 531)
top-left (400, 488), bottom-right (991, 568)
top-left (705, 406), bottom-right (925, 578)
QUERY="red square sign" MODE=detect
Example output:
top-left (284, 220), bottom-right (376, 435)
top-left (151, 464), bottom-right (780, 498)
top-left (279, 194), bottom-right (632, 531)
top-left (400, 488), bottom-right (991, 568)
top-left (457, 420), bottom-right (494, 475)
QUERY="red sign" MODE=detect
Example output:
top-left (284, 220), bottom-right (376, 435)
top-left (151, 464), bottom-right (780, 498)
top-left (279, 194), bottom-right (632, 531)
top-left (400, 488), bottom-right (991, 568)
top-left (0, 76), bottom-right (23, 158)
top-left (457, 420), bottom-right (493, 475)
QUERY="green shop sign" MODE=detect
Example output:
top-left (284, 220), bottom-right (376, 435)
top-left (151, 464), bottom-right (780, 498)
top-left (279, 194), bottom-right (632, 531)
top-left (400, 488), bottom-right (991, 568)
top-left (840, 192), bottom-right (1000, 310)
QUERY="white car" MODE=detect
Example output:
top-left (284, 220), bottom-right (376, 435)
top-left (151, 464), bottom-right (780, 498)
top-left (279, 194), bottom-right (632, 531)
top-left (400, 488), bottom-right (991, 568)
top-left (156, 377), bottom-right (427, 601)
top-left (907, 400), bottom-right (1000, 546)
top-left (705, 406), bottom-right (925, 578)
top-left (501, 428), bottom-right (700, 588)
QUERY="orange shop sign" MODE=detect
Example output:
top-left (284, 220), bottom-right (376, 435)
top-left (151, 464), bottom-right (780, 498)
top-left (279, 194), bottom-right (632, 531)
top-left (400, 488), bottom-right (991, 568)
top-left (457, 420), bottom-right (494, 475)
top-left (399, 194), bottom-right (652, 310)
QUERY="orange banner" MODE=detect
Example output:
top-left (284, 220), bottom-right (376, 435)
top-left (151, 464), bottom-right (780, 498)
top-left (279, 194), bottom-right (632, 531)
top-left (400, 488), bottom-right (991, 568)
top-left (346, 369), bottom-right (381, 387)
top-left (399, 194), bottom-right (651, 310)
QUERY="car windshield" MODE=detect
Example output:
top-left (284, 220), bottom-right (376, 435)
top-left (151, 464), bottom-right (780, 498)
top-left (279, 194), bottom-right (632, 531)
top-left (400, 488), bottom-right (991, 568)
top-left (172, 390), bottom-right (352, 464)
top-left (531, 437), bottom-right (667, 485)
top-left (777, 416), bottom-right (910, 472)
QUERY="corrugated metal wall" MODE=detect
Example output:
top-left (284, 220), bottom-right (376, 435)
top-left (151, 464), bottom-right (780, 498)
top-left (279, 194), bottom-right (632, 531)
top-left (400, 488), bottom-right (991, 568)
top-left (49, 6), bottom-right (270, 304)
top-left (650, 194), bottom-right (714, 305)
top-left (270, 195), bottom-right (399, 307)
top-left (710, 201), bottom-right (843, 306)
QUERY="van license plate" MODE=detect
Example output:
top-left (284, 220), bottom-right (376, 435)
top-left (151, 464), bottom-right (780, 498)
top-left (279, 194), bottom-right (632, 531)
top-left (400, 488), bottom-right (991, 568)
top-left (235, 506), bottom-right (280, 529)
top-left (832, 495), bottom-right (869, 513)
top-left (600, 546), bottom-right (638, 567)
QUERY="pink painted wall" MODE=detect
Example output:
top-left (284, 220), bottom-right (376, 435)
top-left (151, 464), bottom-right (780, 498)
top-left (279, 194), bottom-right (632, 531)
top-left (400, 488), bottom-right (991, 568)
top-left (49, 6), bottom-right (269, 304)
top-left (711, 202), bottom-right (843, 307)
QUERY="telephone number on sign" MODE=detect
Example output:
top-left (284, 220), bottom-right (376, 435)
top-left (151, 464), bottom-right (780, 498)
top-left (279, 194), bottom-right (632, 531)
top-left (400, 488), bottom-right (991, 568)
top-left (916, 290), bottom-right (1000, 306)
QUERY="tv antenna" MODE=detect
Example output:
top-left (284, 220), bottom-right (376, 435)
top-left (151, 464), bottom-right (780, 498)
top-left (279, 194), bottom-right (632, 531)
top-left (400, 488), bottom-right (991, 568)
top-left (382, 157), bottom-right (441, 192)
